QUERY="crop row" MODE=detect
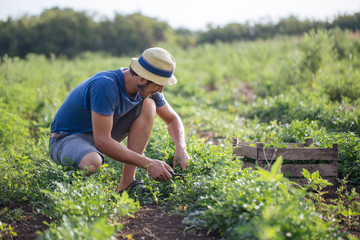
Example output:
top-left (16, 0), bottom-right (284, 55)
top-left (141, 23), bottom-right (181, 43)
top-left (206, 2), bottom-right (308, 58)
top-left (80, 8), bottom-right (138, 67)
top-left (1, 30), bottom-right (359, 239)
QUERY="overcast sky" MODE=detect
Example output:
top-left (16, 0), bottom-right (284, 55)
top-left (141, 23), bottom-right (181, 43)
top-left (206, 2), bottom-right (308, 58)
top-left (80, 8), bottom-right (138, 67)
top-left (0, 0), bottom-right (359, 31)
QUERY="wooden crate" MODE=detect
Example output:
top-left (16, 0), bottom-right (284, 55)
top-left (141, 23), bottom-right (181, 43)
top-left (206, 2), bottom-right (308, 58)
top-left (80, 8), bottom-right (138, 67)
top-left (233, 138), bottom-right (338, 183)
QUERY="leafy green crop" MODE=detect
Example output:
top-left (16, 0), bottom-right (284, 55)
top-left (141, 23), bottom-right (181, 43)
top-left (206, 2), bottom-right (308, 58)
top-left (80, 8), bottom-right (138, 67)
top-left (1, 29), bottom-right (360, 239)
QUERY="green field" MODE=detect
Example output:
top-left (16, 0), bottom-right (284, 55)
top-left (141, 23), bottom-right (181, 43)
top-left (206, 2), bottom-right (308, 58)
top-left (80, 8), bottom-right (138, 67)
top-left (1, 29), bottom-right (360, 239)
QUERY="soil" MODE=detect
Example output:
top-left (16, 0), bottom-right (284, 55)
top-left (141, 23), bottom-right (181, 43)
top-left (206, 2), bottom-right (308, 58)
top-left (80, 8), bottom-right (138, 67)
top-left (0, 203), bottom-right (51, 240)
top-left (238, 82), bottom-right (257, 102)
top-left (196, 131), bottom-right (224, 145)
top-left (0, 203), bottom-right (218, 240)
top-left (116, 206), bottom-right (219, 240)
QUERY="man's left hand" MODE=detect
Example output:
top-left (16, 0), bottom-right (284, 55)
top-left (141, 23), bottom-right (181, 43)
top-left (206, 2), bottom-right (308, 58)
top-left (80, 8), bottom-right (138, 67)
top-left (173, 149), bottom-right (190, 170)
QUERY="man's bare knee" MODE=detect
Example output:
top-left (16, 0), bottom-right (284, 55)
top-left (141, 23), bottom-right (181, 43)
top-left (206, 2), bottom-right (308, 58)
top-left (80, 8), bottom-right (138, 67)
top-left (78, 152), bottom-right (103, 174)
top-left (141, 98), bottom-right (156, 119)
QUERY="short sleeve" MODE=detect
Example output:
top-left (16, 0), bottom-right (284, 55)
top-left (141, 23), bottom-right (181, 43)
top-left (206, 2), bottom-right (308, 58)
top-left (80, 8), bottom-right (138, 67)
top-left (151, 92), bottom-right (166, 107)
top-left (89, 79), bottom-right (118, 115)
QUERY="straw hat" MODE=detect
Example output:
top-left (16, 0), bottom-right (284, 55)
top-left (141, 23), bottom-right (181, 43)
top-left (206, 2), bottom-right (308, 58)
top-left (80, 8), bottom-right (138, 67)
top-left (130, 47), bottom-right (177, 86)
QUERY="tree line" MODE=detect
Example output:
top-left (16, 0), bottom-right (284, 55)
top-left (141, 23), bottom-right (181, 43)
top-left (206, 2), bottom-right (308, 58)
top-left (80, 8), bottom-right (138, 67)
top-left (0, 7), bottom-right (359, 58)
top-left (0, 8), bottom-right (170, 58)
top-left (199, 13), bottom-right (360, 43)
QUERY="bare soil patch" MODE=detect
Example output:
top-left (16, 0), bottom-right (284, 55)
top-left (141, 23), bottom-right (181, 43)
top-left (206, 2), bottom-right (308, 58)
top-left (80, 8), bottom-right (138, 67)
top-left (117, 205), bottom-right (218, 240)
top-left (0, 203), bottom-right (218, 240)
top-left (238, 82), bottom-right (257, 102)
top-left (0, 203), bottom-right (51, 240)
top-left (196, 131), bottom-right (224, 145)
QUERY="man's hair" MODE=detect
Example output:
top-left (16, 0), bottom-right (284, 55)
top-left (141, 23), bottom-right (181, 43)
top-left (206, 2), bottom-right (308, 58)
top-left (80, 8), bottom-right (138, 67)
top-left (130, 65), bottom-right (158, 88)
top-left (130, 66), bottom-right (156, 85)
top-left (129, 66), bottom-right (138, 76)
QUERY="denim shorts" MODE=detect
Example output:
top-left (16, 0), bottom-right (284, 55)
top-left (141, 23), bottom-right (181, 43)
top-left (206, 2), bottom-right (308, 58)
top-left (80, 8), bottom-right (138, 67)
top-left (49, 100), bottom-right (144, 167)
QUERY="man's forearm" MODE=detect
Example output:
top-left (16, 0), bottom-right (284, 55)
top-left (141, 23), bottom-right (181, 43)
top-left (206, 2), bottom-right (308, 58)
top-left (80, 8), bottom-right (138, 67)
top-left (166, 114), bottom-right (187, 151)
top-left (95, 138), bottom-right (152, 169)
top-left (166, 114), bottom-right (190, 170)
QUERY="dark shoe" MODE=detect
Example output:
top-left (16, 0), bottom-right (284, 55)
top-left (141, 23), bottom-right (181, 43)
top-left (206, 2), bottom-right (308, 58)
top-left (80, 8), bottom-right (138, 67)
top-left (118, 179), bottom-right (147, 194)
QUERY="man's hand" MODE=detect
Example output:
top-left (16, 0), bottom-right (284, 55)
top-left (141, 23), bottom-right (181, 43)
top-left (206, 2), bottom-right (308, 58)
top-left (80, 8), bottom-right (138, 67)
top-left (146, 159), bottom-right (173, 181)
top-left (173, 149), bottom-right (190, 170)
top-left (156, 102), bottom-right (189, 170)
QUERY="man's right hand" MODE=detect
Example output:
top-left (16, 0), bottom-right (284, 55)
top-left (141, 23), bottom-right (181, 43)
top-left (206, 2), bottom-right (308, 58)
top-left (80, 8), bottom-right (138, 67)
top-left (146, 159), bottom-right (173, 181)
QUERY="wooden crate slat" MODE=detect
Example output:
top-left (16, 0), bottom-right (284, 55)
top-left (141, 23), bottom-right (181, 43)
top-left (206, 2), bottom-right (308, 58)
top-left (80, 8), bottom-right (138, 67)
top-left (257, 148), bottom-right (338, 161)
top-left (281, 164), bottom-right (338, 177)
top-left (233, 138), bottom-right (338, 183)
top-left (233, 146), bottom-right (257, 159)
top-left (238, 143), bottom-right (308, 148)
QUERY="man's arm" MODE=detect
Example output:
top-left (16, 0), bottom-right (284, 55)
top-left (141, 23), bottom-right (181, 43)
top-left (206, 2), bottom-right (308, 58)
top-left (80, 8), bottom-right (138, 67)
top-left (91, 111), bottom-right (172, 181)
top-left (156, 103), bottom-right (190, 170)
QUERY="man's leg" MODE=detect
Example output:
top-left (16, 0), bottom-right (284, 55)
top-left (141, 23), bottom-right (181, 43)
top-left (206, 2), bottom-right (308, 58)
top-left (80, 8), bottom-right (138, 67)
top-left (78, 152), bottom-right (103, 175)
top-left (117, 98), bottom-right (156, 192)
top-left (49, 132), bottom-right (104, 173)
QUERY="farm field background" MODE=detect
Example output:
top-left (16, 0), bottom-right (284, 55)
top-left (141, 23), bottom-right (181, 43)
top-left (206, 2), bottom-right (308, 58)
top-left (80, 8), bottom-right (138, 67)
top-left (1, 29), bottom-right (360, 239)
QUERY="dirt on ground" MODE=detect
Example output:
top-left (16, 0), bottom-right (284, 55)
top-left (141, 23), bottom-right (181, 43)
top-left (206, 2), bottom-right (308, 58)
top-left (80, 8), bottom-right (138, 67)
top-left (116, 206), bottom-right (219, 240)
top-left (0, 203), bottom-right (51, 240)
top-left (0, 203), bottom-right (218, 240)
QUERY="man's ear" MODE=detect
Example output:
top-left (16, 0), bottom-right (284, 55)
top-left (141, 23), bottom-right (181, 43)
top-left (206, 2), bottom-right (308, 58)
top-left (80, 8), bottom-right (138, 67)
top-left (139, 77), bottom-right (148, 84)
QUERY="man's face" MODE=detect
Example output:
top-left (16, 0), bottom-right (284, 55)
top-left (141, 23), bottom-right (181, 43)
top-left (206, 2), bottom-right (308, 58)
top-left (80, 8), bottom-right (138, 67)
top-left (137, 79), bottom-right (164, 97)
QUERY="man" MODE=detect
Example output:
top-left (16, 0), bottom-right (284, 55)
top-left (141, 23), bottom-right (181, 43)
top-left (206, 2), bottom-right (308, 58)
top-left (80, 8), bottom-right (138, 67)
top-left (49, 47), bottom-right (189, 193)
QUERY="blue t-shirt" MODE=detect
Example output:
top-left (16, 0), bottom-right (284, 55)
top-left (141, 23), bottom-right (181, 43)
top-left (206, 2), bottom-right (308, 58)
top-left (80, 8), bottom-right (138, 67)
top-left (51, 69), bottom-right (166, 134)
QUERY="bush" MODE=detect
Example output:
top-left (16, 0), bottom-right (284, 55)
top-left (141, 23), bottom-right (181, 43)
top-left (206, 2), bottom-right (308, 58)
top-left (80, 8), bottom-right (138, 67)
top-left (244, 93), bottom-right (360, 134)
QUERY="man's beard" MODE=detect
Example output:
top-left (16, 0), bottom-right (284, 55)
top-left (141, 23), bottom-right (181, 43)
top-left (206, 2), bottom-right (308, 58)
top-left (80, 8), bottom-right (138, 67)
top-left (137, 81), bottom-right (152, 92)
top-left (137, 81), bottom-right (152, 96)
